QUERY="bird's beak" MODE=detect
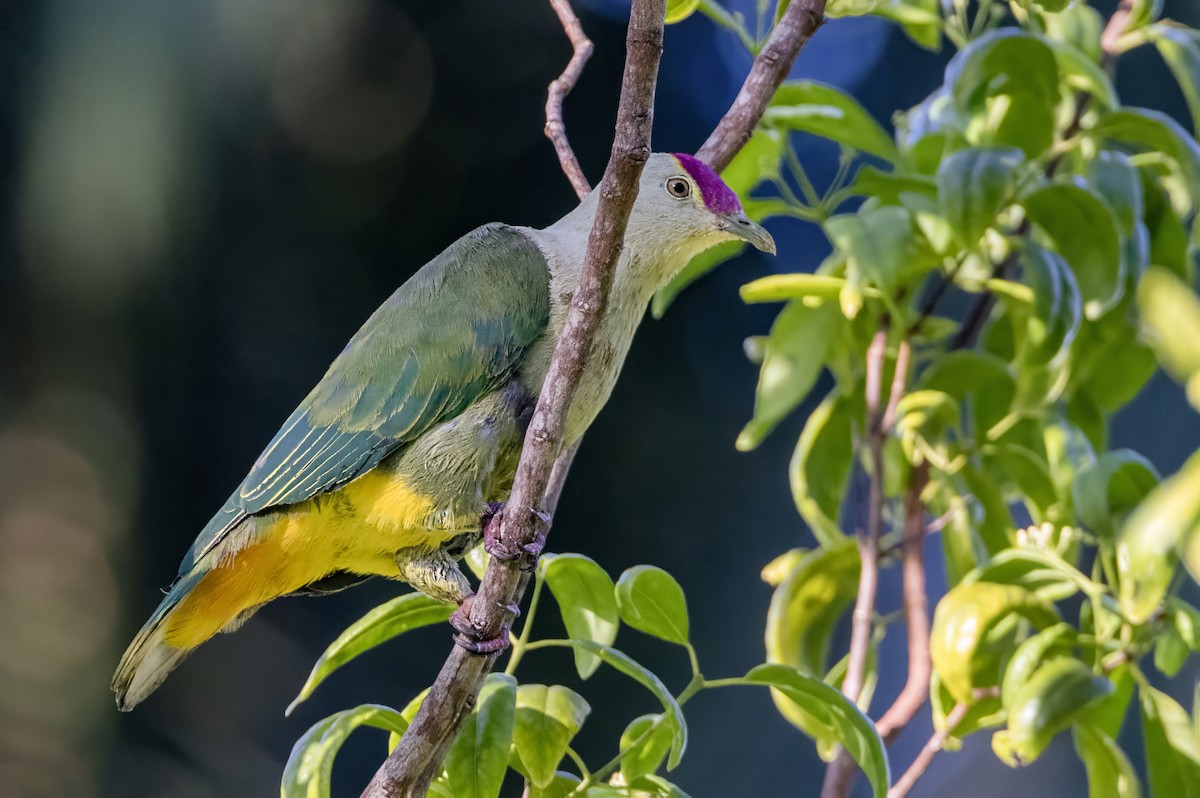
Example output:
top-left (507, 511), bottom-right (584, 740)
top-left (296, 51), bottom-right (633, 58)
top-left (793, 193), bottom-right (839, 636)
top-left (720, 212), bottom-right (776, 255)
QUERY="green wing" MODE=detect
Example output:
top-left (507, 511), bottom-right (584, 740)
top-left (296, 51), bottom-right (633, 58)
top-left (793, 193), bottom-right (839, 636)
top-left (180, 224), bottom-right (551, 572)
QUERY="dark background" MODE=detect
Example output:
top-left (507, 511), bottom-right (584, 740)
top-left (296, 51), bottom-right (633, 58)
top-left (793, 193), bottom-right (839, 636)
top-left (1, 1), bottom-right (1198, 796)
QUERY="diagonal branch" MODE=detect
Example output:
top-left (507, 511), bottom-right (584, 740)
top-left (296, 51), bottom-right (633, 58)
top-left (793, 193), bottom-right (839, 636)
top-left (546, 0), bottom-right (595, 200)
top-left (358, 2), bottom-right (666, 795)
top-left (875, 461), bottom-right (931, 745)
top-left (695, 0), bottom-right (827, 171)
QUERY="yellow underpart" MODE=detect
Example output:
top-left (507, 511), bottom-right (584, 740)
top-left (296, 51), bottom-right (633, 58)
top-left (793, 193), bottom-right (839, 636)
top-left (163, 470), bottom-right (460, 649)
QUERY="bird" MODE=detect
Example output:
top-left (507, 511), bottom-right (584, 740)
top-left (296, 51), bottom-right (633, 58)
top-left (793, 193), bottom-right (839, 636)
top-left (112, 152), bottom-right (775, 710)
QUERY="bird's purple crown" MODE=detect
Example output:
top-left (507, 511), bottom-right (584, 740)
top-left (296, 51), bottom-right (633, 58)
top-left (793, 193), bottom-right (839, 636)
top-left (672, 153), bottom-right (742, 216)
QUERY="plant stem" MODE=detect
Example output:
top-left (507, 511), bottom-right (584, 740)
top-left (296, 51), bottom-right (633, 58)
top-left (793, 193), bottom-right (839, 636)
top-left (697, 0), bottom-right (759, 53)
top-left (822, 324), bottom-right (891, 798)
top-left (504, 570), bottom-right (546, 675)
top-left (545, 0), bottom-right (595, 199)
top-left (875, 463), bottom-right (932, 745)
top-left (888, 701), bottom-right (969, 798)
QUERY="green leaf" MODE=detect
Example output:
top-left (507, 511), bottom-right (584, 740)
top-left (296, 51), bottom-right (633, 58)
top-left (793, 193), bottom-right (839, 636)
top-left (931, 581), bottom-right (1059, 703)
top-left (1018, 240), bottom-right (1082, 365)
top-left (982, 443), bottom-right (1059, 518)
top-left (1049, 39), bottom-right (1117, 109)
top-left (847, 165), bottom-right (938, 205)
top-left (766, 540), bottom-right (860, 677)
top-left (1092, 108), bottom-right (1200, 213)
top-left (615, 565), bottom-right (689, 645)
top-left (874, 0), bottom-right (941, 50)
top-left (936, 146), bottom-right (1024, 246)
top-left (525, 772), bottom-right (582, 798)
top-left (741, 274), bottom-right (862, 304)
top-left (542, 554), bottom-right (619, 679)
top-left (789, 392), bottom-right (857, 545)
top-left (764, 81), bottom-right (900, 163)
top-left (1071, 449), bottom-right (1160, 541)
top-left (738, 664), bottom-right (890, 797)
top-left (619, 714), bottom-right (675, 783)
top-left (825, 205), bottom-right (916, 321)
top-left (917, 350), bottom-right (1015, 439)
top-left (1141, 685), bottom-right (1200, 798)
top-left (1000, 623), bottom-right (1076, 711)
top-left (445, 674), bottom-right (517, 798)
top-left (1074, 724), bottom-right (1143, 798)
top-left (1119, 450), bottom-right (1200, 622)
top-left (282, 705), bottom-right (408, 798)
top-left (993, 658), bottom-right (1114, 766)
top-left (287, 593), bottom-right (453, 714)
top-left (1021, 182), bottom-right (1125, 320)
top-left (971, 548), bottom-right (1102, 602)
top-left (664, 0), bottom-right (700, 24)
top-left (946, 30), bottom-right (1060, 157)
top-left (1143, 172), bottom-right (1193, 281)
top-left (1089, 151), bottom-right (1144, 236)
top-left (1139, 266), bottom-right (1200, 407)
top-left (464, 542), bottom-right (490, 580)
top-left (1155, 623), bottom-right (1190, 677)
top-left (1043, 2), bottom-right (1104, 63)
top-left (1149, 23), bottom-right (1200, 134)
top-left (738, 300), bottom-right (841, 450)
top-left (511, 684), bottom-right (590, 789)
top-left (544, 640), bottom-right (687, 768)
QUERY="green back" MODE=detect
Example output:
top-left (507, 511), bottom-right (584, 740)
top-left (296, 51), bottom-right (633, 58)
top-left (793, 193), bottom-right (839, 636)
top-left (180, 223), bottom-right (551, 573)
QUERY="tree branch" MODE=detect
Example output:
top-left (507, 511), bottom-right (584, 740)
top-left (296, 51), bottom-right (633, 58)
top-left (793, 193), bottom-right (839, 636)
top-left (887, 701), bottom-right (970, 798)
top-left (358, 1), bottom-right (666, 794)
top-left (875, 461), bottom-right (931, 745)
top-left (695, 0), bottom-right (828, 172)
top-left (822, 325), bottom-right (891, 798)
top-left (546, 0), bottom-right (594, 200)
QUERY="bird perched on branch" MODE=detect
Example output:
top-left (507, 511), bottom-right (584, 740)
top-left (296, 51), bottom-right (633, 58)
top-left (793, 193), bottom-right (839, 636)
top-left (113, 153), bottom-right (775, 710)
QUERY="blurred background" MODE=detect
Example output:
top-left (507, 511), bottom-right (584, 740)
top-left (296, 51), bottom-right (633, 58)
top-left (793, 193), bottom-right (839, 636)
top-left (2, 0), bottom-right (1199, 796)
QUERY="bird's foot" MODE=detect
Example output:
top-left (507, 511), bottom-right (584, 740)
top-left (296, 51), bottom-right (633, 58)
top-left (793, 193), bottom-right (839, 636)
top-left (482, 504), bottom-right (549, 571)
top-left (449, 594), bottom-right (518, 655)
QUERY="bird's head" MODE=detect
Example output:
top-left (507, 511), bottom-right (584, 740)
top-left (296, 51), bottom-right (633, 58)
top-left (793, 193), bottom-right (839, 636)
top-left (615, 152), bottom-right (775, 293)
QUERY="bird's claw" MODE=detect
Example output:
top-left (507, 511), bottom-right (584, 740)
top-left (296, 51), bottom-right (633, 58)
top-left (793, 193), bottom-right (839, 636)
top-left (449, 594), bottom-right (517, 656)
top-left (482, 503), bottom-right (548, 571)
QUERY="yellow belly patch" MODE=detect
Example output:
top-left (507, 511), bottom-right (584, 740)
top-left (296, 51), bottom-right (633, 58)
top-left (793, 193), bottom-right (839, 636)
top-left (163, 472), bottom-right (461, 650)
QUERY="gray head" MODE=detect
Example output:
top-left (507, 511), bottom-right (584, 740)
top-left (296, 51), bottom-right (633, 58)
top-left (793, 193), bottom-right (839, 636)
top-left (555, 152), bottom-right (776, 298)
top-left (624, 152), bottom-right (775, 266)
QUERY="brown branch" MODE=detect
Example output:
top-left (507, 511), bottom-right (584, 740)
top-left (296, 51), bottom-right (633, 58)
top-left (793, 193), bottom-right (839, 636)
top-left (695, 0), bottom-right (828, 172)
top-left (822, 325), bottom-right (890, 798)
top-left (875, 462), bottom-right (931, 745)
top-left (546, 0), bottom-right (594, 200)
top-left (358, 2), bottom-right (666, 794)
top-left (887, 701), bottom-right (970, 798)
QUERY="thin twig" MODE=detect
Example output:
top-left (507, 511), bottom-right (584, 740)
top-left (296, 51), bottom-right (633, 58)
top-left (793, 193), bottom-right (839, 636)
top-left (822, 325), bottom-right (890, 798)
top-left (546, 0), bottom-right (594, 200)
top-left (875, 462), bottom-right (931, 745)
top-left (881, 338), bottom-right (911, 433)
top-left (695, 0), bottom-right (828, 171)
top-left (887, 701), bottom-right (970, 798)
top-left (358, 2), bottom-right (666, 794)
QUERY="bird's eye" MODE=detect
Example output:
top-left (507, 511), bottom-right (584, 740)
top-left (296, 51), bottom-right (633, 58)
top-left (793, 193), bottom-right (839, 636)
top-left (666, 177), bottom-right (691, 199)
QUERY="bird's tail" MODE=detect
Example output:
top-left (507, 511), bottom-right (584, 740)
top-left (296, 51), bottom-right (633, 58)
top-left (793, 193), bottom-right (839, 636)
top-left (112, 570), bottom-right (204, 711)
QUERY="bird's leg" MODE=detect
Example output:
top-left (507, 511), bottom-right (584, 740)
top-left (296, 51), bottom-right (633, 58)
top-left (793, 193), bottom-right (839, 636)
top-left (397, 545), bottom-right (517, 655)
top-left (481, 502), bottom-right (549, 571)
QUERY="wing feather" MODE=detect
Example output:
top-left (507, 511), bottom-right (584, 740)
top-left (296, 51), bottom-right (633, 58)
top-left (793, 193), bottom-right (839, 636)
top-left (179, 224), bottom-right (550, 572)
